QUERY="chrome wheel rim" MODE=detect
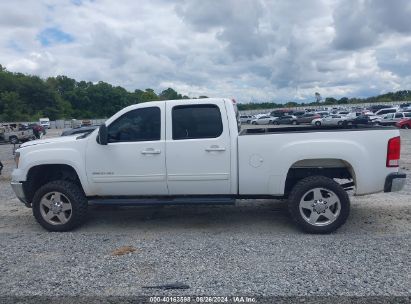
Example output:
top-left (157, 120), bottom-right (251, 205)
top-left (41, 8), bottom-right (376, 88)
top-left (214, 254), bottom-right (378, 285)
top-left (299, 187), bottom-right (341, 226)
top-left (40, 192), bottom-right (72, 225)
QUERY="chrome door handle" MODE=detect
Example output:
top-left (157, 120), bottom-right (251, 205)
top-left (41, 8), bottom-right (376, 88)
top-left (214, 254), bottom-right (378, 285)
top-left (205, 146), bottom-right (226, 152)
top-left (141, 148), bottom-right (161, 155)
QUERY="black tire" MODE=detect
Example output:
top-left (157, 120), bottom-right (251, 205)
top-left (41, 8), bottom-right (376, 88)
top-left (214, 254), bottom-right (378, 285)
top-left (402, 125), bottom-right (409, 129)
top-left (274, 121), bottom-right (280, 125)
top-left (288, 176), bottom-right (350, 234)
top-left (32, 180), bottom-right (88, 232)
top-left (337, 121), bottom-right (343, 126)
top-left (292, 120), bottom-right (297, 125)
top-left (252, 121), bottom-right (256, 125)
top-left (315, 121), bottom-right (321, 127)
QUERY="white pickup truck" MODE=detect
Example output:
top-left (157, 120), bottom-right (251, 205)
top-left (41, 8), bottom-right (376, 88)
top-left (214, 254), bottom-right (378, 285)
top-left (11, 98), bottom-right (406, 233)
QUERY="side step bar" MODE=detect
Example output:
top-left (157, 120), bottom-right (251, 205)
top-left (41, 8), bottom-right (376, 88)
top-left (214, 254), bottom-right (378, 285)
top-left (88, 197), bottom-right (236, 206)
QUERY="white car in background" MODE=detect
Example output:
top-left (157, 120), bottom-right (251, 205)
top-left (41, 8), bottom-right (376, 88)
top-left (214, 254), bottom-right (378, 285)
top-left (375, 108), bottom-right (397, 116)
top-left (239, 115), bottom-right (253, 123)
top-left (379, 112), bottom-right (411, 126)
top-left (311, 115), bottom-right (348, 126)
top-left (39, 118), bottom-right (50, 129)
top-left (363, 112), bottom-right (382, 122)
top-left (250, 115), bottom-right (277, 125)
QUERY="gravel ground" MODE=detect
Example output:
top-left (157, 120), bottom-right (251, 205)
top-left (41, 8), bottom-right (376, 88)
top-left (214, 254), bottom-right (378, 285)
top-left (0, 128), bottom-right (410, 301)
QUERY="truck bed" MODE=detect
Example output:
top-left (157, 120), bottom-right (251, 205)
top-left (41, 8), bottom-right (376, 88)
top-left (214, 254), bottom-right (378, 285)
top-left (238, 126), bottom-right (400, 196)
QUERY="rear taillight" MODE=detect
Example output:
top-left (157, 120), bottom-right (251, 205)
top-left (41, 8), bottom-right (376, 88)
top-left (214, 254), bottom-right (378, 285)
top-left (387, 136), bottom-right (400, 167)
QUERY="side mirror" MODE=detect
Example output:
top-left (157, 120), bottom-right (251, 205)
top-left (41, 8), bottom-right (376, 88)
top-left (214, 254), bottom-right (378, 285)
top-left (98, 124), bottom-right (108, 145)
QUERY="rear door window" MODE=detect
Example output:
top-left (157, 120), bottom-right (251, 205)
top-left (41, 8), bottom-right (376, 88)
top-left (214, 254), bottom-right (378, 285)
top-left (172, 104), bottom-right (223, 140)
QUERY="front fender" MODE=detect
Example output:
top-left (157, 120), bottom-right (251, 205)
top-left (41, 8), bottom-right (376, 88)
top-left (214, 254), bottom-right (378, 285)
top-left (12, 147), bottom-right (89, 194)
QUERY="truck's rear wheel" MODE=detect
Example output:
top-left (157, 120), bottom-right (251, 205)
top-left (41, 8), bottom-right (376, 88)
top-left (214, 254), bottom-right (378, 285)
top-left (32, 180), bottom-right (88, 232)
top-left (288, 176), bottom-right (350, 234)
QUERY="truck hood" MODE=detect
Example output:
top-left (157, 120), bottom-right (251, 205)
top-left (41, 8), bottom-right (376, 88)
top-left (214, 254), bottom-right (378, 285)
top-left (20, 135), bottom-right (78, 148)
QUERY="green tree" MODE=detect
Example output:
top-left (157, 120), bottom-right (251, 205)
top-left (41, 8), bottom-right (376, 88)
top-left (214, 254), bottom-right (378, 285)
top-left (0, 91), bottom-right (29, 121)
top-left (159, 88), bottom-right (182, 100)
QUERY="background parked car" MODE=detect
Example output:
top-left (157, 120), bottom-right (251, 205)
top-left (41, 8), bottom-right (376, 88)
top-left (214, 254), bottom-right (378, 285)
top-left (251, 115), bottom-right (276, 125)
top-left (39, 117), bottom-right (50, 129)
top-left (312, 115), bottom-right (347, 126)
top-left (315, 111), bottom-right (330, 117)
top-left (61, 125), bottom-right (98, 136)
top-left (365, 114), bottom-right (382, 123)
top-left (395, 118), bottom-right (411, 129)
top-left (240, 115), bottom-right (253, 123)
top-left (290, 110), bottom-right (306, 117)
top-left (273, 115), bottom-right (297, 125)
top-left (344, 115), bottom-right (375, 126)
top-left (375, 108), bottom-right (397, 116)
top-left (367, 104), bottom-right (390, 113)
top-left (296, 113), bottom-right (321, 124)
top-left (270, 109), bottom-right (289, 117)
top-left (379, 112), bottom-right (411, 126)
top-left (0, 124), bottom-right (35, 143)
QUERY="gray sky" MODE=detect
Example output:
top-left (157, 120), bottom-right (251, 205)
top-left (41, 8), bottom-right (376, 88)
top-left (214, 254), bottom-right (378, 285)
top-left (1, 0), bottom-right (411, 103)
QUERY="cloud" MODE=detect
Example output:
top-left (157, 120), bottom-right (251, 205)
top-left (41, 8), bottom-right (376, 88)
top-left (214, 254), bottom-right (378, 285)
top-left (176, 0), bottom-right (270, 59)
top-left (0, 0), bottom-right (410, 103)
top-left (332, 0), bottom-right (411, 50)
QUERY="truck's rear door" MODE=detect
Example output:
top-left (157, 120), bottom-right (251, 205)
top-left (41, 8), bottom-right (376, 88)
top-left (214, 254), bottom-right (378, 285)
top-left (165, 100), bottom-right (231, 195)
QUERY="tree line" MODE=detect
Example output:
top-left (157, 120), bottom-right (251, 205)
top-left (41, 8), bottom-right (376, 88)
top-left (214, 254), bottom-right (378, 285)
top-left (1, 64), bottom-right (410, 121)
top-left (0, 64), bottom-right (208, 122)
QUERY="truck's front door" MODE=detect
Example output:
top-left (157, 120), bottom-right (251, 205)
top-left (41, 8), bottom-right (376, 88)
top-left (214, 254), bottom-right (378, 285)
top-left (85, 104), bottom-right (168, 196)
top-left (165, 101), bottom-right (231, 195)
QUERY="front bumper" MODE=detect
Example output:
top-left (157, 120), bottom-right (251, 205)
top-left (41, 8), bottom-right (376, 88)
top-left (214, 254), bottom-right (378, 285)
top-left (10, 181), bottom-right (30, 207)
top-left (384, 173), bottom-right (406, 192)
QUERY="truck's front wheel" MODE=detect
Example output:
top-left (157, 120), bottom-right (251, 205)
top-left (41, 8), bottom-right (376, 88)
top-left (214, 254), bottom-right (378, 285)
top-left (288, 176), bottom-right (350, 234)
top-left (32, 180), bottom-right (88, 232)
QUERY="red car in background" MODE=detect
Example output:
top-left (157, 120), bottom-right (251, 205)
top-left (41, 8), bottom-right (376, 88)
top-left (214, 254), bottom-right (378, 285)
top-left (396, 118), bottom-right (411, 129)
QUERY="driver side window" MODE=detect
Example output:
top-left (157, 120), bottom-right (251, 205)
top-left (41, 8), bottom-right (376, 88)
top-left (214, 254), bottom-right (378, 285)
top-left (107, 107), bottom-right (160, 143)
